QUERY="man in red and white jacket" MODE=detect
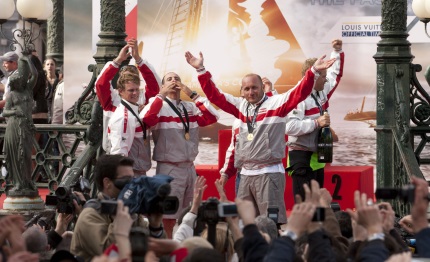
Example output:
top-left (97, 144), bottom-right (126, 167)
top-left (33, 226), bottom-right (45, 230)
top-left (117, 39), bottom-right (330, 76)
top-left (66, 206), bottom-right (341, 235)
top-left (286, 39), bottom-right (344, 202)
top-left (95, 38), bottom-right (160, 176)
top-left (220, 81), bottom-right (277, 194)
top-left (140, 72), bottom-right (219, 237)
top-left (186, 51), bottom-right (336, 224)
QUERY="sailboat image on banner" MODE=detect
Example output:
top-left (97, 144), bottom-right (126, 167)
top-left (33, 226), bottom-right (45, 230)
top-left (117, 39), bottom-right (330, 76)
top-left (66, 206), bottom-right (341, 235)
top-left (344, 96), bottom-right (376, 127)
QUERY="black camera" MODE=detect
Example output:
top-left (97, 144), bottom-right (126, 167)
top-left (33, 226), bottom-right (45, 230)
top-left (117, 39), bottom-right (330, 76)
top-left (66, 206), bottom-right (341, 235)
top-left (330, 202), bottom-right (341, 213)
top-left (199, 198), bottom-right (220, 224)
top-left (375, 184), bottom-right (415, 203)
top-left (312, 207), bottom-right (325, 222)
top-left (267, 206), bottom-right (279, 224)
top-left (25, 213), bottom-right (55, 231)
top-left (46, 176), bottom-right (91, 214)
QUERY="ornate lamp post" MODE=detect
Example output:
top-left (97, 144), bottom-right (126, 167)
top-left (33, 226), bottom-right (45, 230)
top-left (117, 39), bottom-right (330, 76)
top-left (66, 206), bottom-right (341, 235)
top-left (0, 0), bottom-right (53, 55)
top-left (411, 0), bottom-right (430, 37)
top-left (0, 0), bottom-right (53, 211)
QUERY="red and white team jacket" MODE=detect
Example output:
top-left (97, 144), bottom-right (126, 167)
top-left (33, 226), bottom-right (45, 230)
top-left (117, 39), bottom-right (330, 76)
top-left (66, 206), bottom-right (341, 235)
top-left (95, 60), bottom-right (160, 173)
top-left (197, 68), bottom-right (319, 171)
top-left (286, 49), bottom-right (345, 152)
top-left (140, 94), bottom-right (219, 163)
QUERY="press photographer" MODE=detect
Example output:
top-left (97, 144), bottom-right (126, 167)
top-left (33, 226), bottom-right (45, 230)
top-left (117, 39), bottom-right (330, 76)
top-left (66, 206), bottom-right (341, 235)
top-left (70, 155), bottom-right (169, 262)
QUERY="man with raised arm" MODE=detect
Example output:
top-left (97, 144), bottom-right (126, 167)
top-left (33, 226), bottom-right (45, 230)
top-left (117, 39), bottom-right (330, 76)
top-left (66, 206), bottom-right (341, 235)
top-left (95, 38), bottom-right (160, 176)
top-left (185, 51), bottom-right (335, 224)
top-left (286, 39), bottom-right (344, 202)
top-left (140, 71), bottom-right (219, 238)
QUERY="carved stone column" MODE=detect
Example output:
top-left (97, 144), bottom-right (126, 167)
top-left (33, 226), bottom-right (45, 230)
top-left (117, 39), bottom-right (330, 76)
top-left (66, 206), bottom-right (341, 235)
top-left (46, 0), bottom-right (64, 68)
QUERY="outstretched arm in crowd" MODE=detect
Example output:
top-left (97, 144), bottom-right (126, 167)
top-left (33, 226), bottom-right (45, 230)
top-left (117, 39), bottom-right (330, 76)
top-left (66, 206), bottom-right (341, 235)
top-left (237, 198), bottom-right (270, 262)
top-left (112, 200), bottom-right (133, 262)
top-left (264, 201), bottom-right (316, 262)
top-left (173, 176), bottom-right (207, 242)
top-left (301, 181), bottom-right (338, 261)
top-left (378, 202), bottom-right (409, 252)
top-left (347, 191), bottom-right (389, 261)
top-left (410, 176), bottom-right (430, 258)
top-left (0, 215), bottom-right (39, 261)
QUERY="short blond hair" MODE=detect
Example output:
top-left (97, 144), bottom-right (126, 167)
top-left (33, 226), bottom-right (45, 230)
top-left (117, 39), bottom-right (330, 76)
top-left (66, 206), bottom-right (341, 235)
top-left (301, 58), bottom-right (318, 77)
top-left (117, 73), bottom-right (140, 91)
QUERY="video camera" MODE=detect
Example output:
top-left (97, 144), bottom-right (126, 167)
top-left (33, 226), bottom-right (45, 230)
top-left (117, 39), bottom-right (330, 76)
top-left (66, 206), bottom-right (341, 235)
top-left (197, 198), bottom-right (239, 247)
top-left (45, 176), bottom-right (91, 214)
top-left (375, 184), bottom-right (422, 203)
top-left (100, 175), bottom-right (179, 215)
top-left (198, 198), bottom-right (238, 224)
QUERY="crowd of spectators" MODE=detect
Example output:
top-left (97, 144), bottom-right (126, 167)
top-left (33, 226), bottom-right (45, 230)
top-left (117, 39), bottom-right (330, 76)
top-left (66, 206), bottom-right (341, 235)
top-left (0, 164), bottom-right (427, 262)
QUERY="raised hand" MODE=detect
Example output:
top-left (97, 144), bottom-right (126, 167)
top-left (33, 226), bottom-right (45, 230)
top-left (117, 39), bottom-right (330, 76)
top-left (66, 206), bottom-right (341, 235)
top-left (191, 176), bottom-right (207, 214)
top-left (159, 82), bottom-right (177, 97)
top-left (113, 200), bottom-right (133, 239)
top-left (285, 202), bottom-right (316, 238)
top-left (55, 213), bottom-right (74, 235)
top-left (411, 176), bottom-right (430, 233)
top-left (313, 55), bottom-right (336, 72)
top-left (262, 77), bottom-right (273, 93)
top-left (215, 178), bottom-right (228, 202)
top-left (378, 202), bottom-right (395, 233)
top-left (346, 191), bottom-right (383, 235)
top-left (319, 188), bottom-right (333, 207)
top-left (399, 215), bottom-right (414, 235)
top-left (127, 38), bottom-right (141, 62)
top-left (185, 51), bottom-right (204, 69)
top-left (115, 44), bottom-right (132, 64)
top-left (175, 82), bottom-right (193, 97)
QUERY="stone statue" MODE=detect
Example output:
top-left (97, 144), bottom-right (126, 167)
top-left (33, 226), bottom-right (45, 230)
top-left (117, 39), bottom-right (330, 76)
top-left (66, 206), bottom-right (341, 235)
top-left (3, 55), bottom-right (38, 195)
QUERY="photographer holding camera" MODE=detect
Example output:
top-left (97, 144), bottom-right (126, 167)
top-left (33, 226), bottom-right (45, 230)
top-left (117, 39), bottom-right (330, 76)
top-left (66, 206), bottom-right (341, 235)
top-left (70, 155), bottom-right (165, 261)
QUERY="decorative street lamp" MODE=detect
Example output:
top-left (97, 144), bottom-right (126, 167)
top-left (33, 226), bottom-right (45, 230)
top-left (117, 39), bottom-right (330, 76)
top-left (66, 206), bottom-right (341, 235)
top-left (412, 0), bottom-right (430, 37)
top-left (0, 0), bottom-right (53, 55)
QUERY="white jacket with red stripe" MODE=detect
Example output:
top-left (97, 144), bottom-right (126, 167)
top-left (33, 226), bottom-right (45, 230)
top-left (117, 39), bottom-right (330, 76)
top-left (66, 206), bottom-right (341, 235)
top-left (286, 50), bottom-right (345, 152)
top-left (95, 60), bottom-right (160, 173)
top-left (140, 94), bottom-right (219, 163)
top-left (197, 68), bottom-right (319, 170)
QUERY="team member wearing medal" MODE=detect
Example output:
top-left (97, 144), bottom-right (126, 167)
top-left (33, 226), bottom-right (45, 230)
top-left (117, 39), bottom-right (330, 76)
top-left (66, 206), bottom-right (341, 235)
top-left (97, 39), bottom-right (160, 177)
top-left (186, 51), bottom-right (336, 225)
top-left (140, 71), bottom-right (219, 238)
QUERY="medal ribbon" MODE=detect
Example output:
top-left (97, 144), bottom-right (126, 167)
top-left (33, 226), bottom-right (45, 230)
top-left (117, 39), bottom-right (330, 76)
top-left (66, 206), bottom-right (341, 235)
top-left (164, 98), bottom-right (190, 135)
top-left (311, 93), bottom-right (324, 116)
top-left (121, 100), bottom-right (147, 141)
top-left (246, 95), bottom-right (267, 134)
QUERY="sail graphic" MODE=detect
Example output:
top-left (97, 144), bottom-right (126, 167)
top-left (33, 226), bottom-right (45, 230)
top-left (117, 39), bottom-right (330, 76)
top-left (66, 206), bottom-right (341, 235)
top-left (227, 0), bottom-right (306, 90)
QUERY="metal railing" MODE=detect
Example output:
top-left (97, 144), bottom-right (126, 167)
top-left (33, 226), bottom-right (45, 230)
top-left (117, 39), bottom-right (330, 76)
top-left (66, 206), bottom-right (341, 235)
top-left (0, 124), bottom-right (91, 195)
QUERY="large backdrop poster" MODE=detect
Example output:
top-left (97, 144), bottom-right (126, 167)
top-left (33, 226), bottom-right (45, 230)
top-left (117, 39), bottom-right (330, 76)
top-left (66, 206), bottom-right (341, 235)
top-left (64, 0), bottom-right (430, 172)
